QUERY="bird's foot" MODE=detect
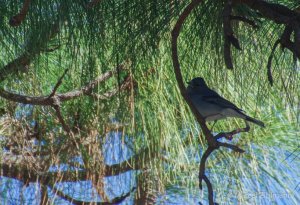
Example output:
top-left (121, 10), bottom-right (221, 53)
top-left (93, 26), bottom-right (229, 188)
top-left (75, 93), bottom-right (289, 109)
top-left (225, 134), bottom-right (233, 141)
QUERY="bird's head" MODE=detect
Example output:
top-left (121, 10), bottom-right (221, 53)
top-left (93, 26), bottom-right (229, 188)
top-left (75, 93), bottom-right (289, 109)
top-left (187, 77), bottom-right (207, 88)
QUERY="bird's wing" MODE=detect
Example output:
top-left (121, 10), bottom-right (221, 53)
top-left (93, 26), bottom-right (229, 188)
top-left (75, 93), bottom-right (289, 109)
top-left (201, 88), bottom-right (244, 112)
top-left (205, 97), bottom-right (244, 112)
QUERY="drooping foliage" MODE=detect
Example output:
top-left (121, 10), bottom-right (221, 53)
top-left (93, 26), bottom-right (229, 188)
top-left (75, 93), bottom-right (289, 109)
top-left (0, 0), bottom-right (299, 204)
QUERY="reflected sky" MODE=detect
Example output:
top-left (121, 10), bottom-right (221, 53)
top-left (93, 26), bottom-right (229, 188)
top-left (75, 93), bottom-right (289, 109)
top-left (0, 131), bottom-right (299, 205)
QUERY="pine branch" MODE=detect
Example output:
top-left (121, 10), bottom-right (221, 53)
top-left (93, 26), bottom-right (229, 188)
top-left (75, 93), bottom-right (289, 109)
top-left (9, 0), bottom-right (31, 27)
top-left (172, 1), bottom-right (249, 204)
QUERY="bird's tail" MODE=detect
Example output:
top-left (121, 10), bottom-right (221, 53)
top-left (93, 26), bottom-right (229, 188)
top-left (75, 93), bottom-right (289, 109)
top-left (245, 116), bottom-right (265, 127)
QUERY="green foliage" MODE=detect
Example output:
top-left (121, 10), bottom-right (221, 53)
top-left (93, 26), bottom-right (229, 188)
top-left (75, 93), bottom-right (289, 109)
top-left (0, 0), bottom-right (299, 204)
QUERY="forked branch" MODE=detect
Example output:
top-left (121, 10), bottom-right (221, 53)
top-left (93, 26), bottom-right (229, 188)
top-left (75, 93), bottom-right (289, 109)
top-left (171, 0), bottom-right (246, 204)
top-left (0, 66), bottom-right (131, 133)
top-left (224, 0), bottom-right (300, 83)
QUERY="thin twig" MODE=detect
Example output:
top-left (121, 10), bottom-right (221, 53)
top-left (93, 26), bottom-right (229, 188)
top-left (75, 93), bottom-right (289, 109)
top-left (214, 122), bottom-right (250, 140)
top-left (199, 147), bottom-right (217, 190)
top-left (230, 15), bottom-right (259, 28)
top-left (52, 104), bottom-right (70, 133)
top-left (48, 69), bottom-right (69, 98)
top-left (267, 39), bottom-right (280, 86)
top-left (218, 142), bottom-right (245, 153)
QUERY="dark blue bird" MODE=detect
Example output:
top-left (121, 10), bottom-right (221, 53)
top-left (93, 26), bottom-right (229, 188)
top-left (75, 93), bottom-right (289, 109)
top-left (187, 77), bottom-right (265, 127)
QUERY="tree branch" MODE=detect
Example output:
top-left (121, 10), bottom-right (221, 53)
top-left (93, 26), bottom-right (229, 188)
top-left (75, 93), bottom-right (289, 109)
top-left (267, 39), bottom-right (280, 86)
top-left (172, 1), bottom-right (250, 204)
top-left (0, 54), bottom-right (31, 83)
top-left (223, 0), bottom-right (242, 69)
top-left (0, 67), bottom-right (126, 106)
top-left (214, 122), bottom-right (250, 140)
top-left (1, 4), bottom-right (63, 82)
top-left (199, 147), bottom-right (217, 190)
top-left (171, 0), bottom-right (216, 148)
top-left (52, 103), bottom-right (71, 133)
top-left (0, 147), bottom-right (154, 184)
top-left (202, 175), bottom-right (214, 204)
top-left (48, 69), bottom-right (69, 98)
top-left (50, 184), bottom-right (133, 205)
top-left (236, 0), bottom-right (300, 61)
top-left (9, 0), bottom-right (31, 27)
top-left (238, 0), bottom-right (299, 24)
top-left (230, 15), bottom-right (259, 28)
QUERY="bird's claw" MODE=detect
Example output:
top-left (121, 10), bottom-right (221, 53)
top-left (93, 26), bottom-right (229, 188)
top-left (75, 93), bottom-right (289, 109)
top-left (225, 134), bottom-right (233, 141)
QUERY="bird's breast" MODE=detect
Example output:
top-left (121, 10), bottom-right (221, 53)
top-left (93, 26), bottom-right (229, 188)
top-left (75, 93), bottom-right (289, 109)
top-left (189, 95), bottom-right (225, 121)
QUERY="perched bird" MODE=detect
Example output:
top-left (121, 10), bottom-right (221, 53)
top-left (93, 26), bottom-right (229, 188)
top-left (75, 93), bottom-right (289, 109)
top-left (187, 77), bottom-right (265, 127)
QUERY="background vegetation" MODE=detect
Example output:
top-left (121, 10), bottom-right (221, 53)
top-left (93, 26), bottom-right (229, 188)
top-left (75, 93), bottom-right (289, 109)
top-left (0, 0), bottom-right (299, 204)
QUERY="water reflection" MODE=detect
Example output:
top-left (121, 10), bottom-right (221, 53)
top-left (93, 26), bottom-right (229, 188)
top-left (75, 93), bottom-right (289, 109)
top-left (0, 131), bottom-right (299, 204)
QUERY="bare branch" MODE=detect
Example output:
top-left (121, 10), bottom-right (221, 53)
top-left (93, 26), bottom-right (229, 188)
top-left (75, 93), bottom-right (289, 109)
top-left (50, 184), bottom-right (134, 205)
top-left (198, 135), bottom-right (244, 205)
top-left (109, 187), bottom-right (136, 205)
top-left (223, 1), bottom-right (241, 50)
top-left (236, 0), bottom-right (300, 62)
top-left (224, 39), bottom-right (234, 69)
top-left (1, 5), bottom-right (63, 82)
top-left (238, 0), bottom-right (298, 24)
top-left (0, 88), bottom-right (51, 105)
top-left (171, 1), bottom-right (249, 204)
top-left (267, 39), bottom-right (280, 86)
top-left (230, 15), bottom-right (259, 28)
top-left (48, 69), bottom-right (69, 98)
top-left (9, 0), bottom-right (31, 27)
top-left (199, 147), bottom-right (217, 190)
top-left (171, 0), bottom-right (216, 147)
top-left (202, 175), bottom-right (214, 204)
top-left (214, 122), bottom-right (250, 140)
top-left (0, 67), bottom-right (126, 106)
top-left (0, 147), bottom-right (154, 184)
top-left (52, 104), bottom-right (71, 133)
top-left (79, 70), bottom-right (118, 95)
top-left (223, 0), bottom-right (242, 69)
top-left (218, 142), bottom-right (245, 153)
